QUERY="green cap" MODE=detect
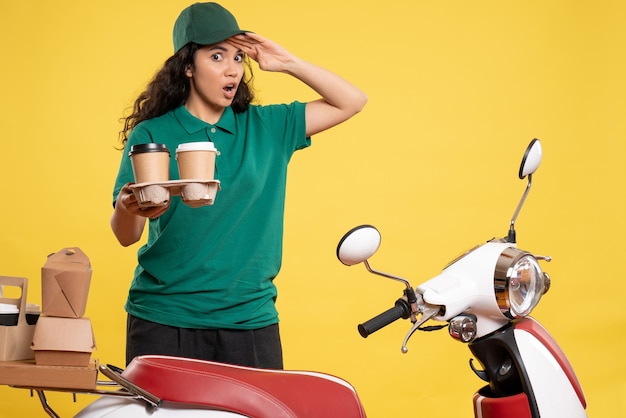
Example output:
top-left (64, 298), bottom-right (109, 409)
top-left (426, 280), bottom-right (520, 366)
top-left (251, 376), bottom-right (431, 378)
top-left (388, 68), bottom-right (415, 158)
top-left (173, 2), bottom-right (248, 52)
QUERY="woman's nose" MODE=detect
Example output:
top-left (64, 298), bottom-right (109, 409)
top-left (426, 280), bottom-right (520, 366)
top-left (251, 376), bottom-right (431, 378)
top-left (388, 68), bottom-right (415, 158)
top-left (225, 61), bottom-right (240, 76)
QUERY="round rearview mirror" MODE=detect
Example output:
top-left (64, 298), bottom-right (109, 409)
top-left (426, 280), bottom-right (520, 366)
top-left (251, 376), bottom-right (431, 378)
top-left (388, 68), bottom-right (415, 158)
top-left (519, 138), bottom-right (542, 179)
top-left (336, 225), bottom-right (381, 266)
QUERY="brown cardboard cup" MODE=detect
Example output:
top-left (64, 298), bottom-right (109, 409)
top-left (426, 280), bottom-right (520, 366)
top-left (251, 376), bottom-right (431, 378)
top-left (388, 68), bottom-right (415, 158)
top-left (176, 142), bottom-right (218, 180)
top-left (129, 143), bottom-right (171, 184)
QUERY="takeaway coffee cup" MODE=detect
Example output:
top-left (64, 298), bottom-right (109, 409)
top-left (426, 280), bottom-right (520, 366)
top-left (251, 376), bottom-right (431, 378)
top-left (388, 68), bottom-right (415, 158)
top-left (129, 143), bottom-right (171, 184)
top-left (26, 303), bottom-right (41, 325)
top-left (0, 303), bottom-right (18, 326)
top-left (176, 142), bottom-right (218, 180)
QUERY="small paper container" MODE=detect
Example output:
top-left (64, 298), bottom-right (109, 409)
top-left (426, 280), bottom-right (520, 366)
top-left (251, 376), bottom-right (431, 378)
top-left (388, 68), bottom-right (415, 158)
top-left (0, 303), bottom-right (18, 326)
top-left (26, 303), bottom-right (40, 325)
top-left (176, 142), bottom-right (218, 180)
top-left (129, 143), bottom-right (171, 183)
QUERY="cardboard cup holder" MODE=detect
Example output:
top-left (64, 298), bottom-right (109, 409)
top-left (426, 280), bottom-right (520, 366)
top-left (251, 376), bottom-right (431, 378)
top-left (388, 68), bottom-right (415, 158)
top-left (130, 179), bottom-right (221, 208)
top-left (0, 276), bottom-right (37, 361)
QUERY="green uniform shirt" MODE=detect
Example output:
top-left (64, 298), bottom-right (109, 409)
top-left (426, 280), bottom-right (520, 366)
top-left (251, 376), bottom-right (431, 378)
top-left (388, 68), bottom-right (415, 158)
top-left (113, 103), bottom-right (310, 329)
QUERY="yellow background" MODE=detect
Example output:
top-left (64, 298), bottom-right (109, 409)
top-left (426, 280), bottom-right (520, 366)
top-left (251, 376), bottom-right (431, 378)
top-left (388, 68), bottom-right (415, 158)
top-left (1, 0), bottom-right (624, 417)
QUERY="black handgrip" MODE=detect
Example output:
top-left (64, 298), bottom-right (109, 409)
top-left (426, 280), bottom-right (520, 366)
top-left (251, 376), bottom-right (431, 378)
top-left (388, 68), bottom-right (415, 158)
top-left (358, 298), bottom-right (411, 338)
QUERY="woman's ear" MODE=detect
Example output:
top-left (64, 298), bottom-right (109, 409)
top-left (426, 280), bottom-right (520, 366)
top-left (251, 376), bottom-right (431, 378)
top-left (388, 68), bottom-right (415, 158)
top-left (185, 64), bottom-right (193, 78)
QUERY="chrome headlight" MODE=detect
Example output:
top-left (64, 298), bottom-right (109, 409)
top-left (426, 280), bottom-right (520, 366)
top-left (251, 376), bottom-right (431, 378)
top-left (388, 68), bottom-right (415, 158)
top-left (494, 248), bottom-right (548, 318)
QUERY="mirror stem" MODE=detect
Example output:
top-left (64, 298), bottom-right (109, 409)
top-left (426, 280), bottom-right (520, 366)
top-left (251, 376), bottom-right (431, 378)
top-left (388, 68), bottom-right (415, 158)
top-left (363, 260), bottom-right (412, 290)
top-left (507, 173), bottom-right (533, 243)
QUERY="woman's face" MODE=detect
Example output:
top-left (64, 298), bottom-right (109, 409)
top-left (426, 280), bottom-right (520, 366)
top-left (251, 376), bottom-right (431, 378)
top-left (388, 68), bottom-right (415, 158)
top-left (185, 42), bottom-right (245, 114)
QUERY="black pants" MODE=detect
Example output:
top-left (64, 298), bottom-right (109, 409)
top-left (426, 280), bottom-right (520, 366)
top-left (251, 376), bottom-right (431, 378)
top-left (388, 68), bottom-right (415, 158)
top-left (126, 314), bottom-right (283, 369)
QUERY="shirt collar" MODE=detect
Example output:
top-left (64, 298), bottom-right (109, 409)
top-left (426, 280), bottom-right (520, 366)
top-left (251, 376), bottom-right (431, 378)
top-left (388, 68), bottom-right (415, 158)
top-left (173, 105), bottom-right (237, 135)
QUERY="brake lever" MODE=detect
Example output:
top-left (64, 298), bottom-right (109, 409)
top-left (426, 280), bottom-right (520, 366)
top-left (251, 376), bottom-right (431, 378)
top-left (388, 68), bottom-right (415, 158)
top-left (401, 305), bottom-right (441, 353)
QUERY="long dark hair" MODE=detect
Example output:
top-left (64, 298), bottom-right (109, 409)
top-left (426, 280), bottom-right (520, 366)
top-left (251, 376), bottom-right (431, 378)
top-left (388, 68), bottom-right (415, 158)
top-left (119, 42), bottom-right (255, 145)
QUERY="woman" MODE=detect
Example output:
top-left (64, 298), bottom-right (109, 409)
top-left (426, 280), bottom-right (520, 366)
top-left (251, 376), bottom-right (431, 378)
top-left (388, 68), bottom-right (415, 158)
top-left (111, 2), bottom-right (367, 368)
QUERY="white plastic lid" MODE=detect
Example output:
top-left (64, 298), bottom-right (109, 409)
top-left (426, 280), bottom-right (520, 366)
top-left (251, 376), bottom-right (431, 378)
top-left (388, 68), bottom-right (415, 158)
top-left (0, 303), bottom-right (18, 314)
top-left (26, 303), bottom-right (40, 314)
top-left (176, 142), bottom-right (217, 152)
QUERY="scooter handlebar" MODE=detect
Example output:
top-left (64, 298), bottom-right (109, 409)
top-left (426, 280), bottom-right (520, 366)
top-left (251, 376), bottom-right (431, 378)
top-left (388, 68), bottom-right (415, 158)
top-left (358, 298), bottom-right (412, 338)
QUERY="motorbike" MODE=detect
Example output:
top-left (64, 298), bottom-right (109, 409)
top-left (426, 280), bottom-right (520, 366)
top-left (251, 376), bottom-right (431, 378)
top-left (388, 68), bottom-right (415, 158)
top-left (335, 138), bottom-right (587, 417)
top-left (16, 139), bottom-right (585, 418)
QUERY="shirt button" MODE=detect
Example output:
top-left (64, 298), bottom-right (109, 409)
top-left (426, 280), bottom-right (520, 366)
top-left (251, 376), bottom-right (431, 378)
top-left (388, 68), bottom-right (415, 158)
top-left (210, 128), bottom-right (216, 133)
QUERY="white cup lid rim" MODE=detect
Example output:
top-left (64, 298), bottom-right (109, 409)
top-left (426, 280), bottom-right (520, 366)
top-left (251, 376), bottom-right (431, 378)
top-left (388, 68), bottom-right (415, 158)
top-left (176, 142), bottom-right (217, 152)
top-left (0, 303), bottom-right (19, 313)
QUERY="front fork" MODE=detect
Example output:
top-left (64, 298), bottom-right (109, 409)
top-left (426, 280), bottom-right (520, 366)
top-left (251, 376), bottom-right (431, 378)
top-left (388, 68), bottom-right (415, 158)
top-left (469, 321), bottom-right (535, 418)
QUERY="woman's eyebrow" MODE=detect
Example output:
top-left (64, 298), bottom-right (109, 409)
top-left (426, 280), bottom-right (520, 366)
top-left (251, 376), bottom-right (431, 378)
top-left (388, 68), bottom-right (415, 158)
top-left (207, 45), bottom-right (227, 52)
top-left (207, 44), bottom-right (242, 53)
